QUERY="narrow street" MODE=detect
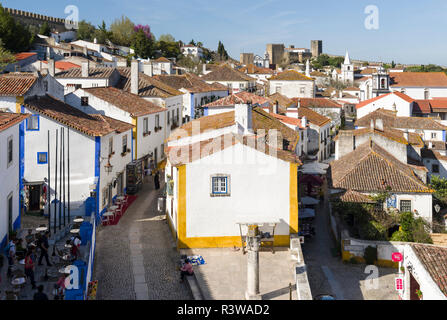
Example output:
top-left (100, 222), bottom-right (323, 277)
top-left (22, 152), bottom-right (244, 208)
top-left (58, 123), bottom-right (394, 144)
top-left (301, 200), bottom-right (398, 300)
top-left (93, 176), bottom-right (193, 300)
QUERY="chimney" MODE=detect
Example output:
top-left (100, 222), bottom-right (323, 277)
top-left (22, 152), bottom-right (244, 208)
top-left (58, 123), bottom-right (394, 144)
top-left (94, 38), bottom-right (98, 44)
top-left (48, 59), bottom-right (55, 77)
top-left (339, 91), bottom-right (342, 99)
top-left (83, 46), bottom-right (88, 56)
top-left (404, 130), bottom-right (409, 142)
top-left (81, 61), bottom-right (89, 77)
top-left (301, 116), bottom-right (307, 128)
top-left (273, 101), bottom-right (279, 114)
top-left (234, 104), bottom-right (253, 134)
top-left (375, 118), bottom-right (384, 131)
top-left (202, 63), bottom-right (206, 75)
top-left (297, 98), bottom-right (301, 109)
top-left (131, 60), bottom-right (139, 95)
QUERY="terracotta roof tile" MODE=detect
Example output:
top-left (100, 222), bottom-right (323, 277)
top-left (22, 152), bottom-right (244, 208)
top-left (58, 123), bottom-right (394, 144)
top-left (201, 64), bottom-right (256, 82)
top-left (43, 60), bottom-right (80, 71)
top-left (356, 92), bottom-right (413, 109)
top-left (0, 112), bottom-right (30, 132)
top-left (334, 127), bottom-right (424, 147)
top-left (268, 70), bottom-right (313, 81)
top-left (339, 189), bottom-right (374, 203)
top-left (55, 67), bottom-right (118, 79)
top-left (390, 72), bottom-right (447, 88)
top-left (14, 52), bottom-right (37, 61)
top-left (268, 92), bottom-right (295, 108)
top-left (355, 108), bottom-right (447, 130)
top-left (0, 73), bottom-right (38, 96)
top-left (153, 73), bottom-right (225, 93)
top-left (203, 92), bottom-right (271, 108)
top-left (330, 141), bottom-right (432, 193)
top-left (82, 87), bottom-right (166, 117)
top-left (286, 107), bottom-right (331, 127)
top-left (292, 98), bottom-right (342, 109)
top-left (411, 244), bottom-right (447, 297)
top-left (239, 64), bottom-right (275, 75)
top-left (153, 57), bottom-right (171, 63)
top-left (24, 95), bottom-right (134, 137)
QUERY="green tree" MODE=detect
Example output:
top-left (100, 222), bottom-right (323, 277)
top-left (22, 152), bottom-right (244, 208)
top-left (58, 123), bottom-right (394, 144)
top-left (189, 39), bottom-right (196, 46)
top-left (76, 20), bottom-right (96, 41)
top-left (110, 16), bottom-right (135, 47)
top-left (217, 41), bottom-right (228, 61)
top-left (0, 44), bottom-right (16, 71)
top-left (131, 29), bottom-right (154, 59)
top-left (430, 175), bottom-right (447, 204)
top-left (159, 34), bottom-right (175, 43)
top-left (93, 21), bottom-right (111, 45)
top-left (39, 21), bottom-right (51, 36)
top-left (156, 40), bottom-right (180, 58)
top-left (0, 5), bottom-right (32, 52)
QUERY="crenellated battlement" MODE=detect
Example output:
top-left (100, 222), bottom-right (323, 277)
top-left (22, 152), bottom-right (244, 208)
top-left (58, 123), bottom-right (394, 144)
top-left (4, 7), bottom-right (70, 32)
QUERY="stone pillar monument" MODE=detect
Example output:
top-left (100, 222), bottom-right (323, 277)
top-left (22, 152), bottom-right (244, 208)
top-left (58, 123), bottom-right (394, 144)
top-left (245, 225), bottom-right (262, 300)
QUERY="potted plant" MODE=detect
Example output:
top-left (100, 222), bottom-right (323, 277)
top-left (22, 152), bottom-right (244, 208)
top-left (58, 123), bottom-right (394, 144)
top-left (416, 289), bottom-right (423, 300)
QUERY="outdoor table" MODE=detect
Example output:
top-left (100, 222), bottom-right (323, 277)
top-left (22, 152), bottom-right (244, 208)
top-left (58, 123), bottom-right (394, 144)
top-left (117, 196), bottom-right (125, 201)
top-left (62, 255), bottom-right (72, 261)
top-left (18, 259), bottom-right (25, 265)
top-left (103, 212), bottom-right (115, 218)
top-left (109, 205), bottom-right (119, 211)
top-left (64, 244), bottom-right (72, 249)
top-left (70, 228), bottom-right (80, 234)
top-left (73, 218), bottom-right (84, 223)
top-left (36, 227), bottom-right (48, 232)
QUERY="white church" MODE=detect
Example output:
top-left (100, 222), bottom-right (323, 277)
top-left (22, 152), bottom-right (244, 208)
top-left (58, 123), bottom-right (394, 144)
top-left (332, 51), bottom-right (354, 85)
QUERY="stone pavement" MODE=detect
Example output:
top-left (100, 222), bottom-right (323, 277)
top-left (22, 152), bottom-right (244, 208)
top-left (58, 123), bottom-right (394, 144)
top-left (301, 200), bottom-right (399, 300)
top-left (93, 176), bottom-right (192, 300)
top-left (181, 247), bottom-right (297, 300)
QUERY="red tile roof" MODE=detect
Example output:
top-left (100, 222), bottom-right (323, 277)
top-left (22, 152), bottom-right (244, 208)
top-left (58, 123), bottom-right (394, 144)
top-left (24, 95), bottom-right (134, 137)
top-left (82, 87), bottom-right (166, 117)
top-left (268, 69), bottom-right (313, 81)
top-left (239, 64), bottom-right (275, 75)
top-left (356, 92), bottom-right (413, 109)
top-left (203, 92), bottom-right (271, 108)
top-left (0, 73), bottom-right (38, 96)
top-left (292, 98), bottom-right (342, 109)
top-left (14, 52), bottom-right (37, 61)
top-left (411, 244), bottom-right (447, 297)
top-left (0, 112), bottom-right (30, 132)
top-left (390, 72), bottom-right (447, 88)
top-left (153, 57), bottom-right (171, 63)
top-left (269, 113), bottom-right (303, 128)
top-left (43, 60), bottom-right (80, 71)
top-left (201, 64), bottom-right (256, 82)
top-left (286, 107), bottom-right (331, 127)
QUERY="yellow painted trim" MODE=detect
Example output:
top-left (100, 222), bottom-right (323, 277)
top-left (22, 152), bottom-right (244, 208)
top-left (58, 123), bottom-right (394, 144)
top-left (289, 162), bottom-right (298, 234)
top-left (132, 117), bottom-right (138, 159)
top-left (176, 164), bottom-right (291, 249)
top-left (16, 96), bottom-right (24, 113)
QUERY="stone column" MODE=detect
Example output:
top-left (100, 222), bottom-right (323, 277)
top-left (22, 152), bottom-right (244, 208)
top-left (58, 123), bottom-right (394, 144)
top-left (245, 225), bottom-right (262, 300)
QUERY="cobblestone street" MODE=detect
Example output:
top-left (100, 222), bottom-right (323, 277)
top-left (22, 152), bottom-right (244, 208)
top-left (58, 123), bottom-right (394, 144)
top-left (302, 199), bottom-right (399, 300)
top-left (93, 176), bottom-right (193, 300)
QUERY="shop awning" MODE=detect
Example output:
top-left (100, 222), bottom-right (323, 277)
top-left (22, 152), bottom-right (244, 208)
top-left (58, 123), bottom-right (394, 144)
top-left (301, 196), bottom-right (320, 206)
top-left (300, 208), bottom-right (316, 219)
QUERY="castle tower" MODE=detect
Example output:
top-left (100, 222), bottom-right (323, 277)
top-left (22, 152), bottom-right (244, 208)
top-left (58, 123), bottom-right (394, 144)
top-left (341, 50), bottom-right (354, 84)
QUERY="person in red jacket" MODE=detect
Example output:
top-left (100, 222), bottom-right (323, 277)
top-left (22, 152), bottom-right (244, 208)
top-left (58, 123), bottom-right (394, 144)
top-left (24, 250), bottom-right (36, 289)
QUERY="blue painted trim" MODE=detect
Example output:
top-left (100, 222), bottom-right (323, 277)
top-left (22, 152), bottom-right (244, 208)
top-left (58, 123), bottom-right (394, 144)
top-left (37, 152), bottom-right (48, 164)
top-left (211, 176), bottom-right (228, 195)
top-left (204, 107), bottom-right (209, 116)
top-left (190, 94), bottom-right (195, 119)
top-left (0, 235), bottom-right (7, 248)
top-left (443, 130), bottom-right (446, 142)
top-left (354, 126), bottom-right (358, 130)
top-left (94, 137), bottom-right (101, 221)
top-left (13, 215), bottom-right (21, 230)
top-left (18, 105), bottom-right (25, 232)
top-left (25, 114), bottom-right (40, 131)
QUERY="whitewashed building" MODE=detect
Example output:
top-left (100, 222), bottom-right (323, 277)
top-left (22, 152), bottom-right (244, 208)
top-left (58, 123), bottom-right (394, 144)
top-left (181, 45), bottom-right (204, 59)
top-left (0, 112), bottom-right (29, 247)
top-left (164, 105), bottom-right (301, 249)
top-left (201, 64), bottom-right (257, 94)
top-left (356, 92), bottom-right (415, 119)
top-left (22, 95), bottom-right (134, 219)
top-left (268, 70), bottom-right (315, 99)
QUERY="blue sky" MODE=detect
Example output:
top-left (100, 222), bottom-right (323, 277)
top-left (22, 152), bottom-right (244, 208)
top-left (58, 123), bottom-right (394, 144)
top-left (3, 0), bottom-right (447, 65)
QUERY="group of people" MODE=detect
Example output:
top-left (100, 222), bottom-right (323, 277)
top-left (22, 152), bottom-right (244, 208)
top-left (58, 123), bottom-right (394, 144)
top-left (3, 228), bottom-right (82, 300)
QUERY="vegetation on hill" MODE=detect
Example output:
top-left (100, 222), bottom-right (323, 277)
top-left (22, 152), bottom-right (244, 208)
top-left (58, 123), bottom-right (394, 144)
top-left (0, 5), bottom-right (34, 53)
top-left (406, 64), bottom-right (447, 73)
top-left (312, 54), bottom-right (345, 70)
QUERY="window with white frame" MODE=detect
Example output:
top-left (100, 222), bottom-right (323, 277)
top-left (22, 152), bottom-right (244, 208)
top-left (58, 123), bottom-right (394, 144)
top-left (300, 87), bottom-right (305, 94)
top-left (211, 175), bottom-right (230, 196)
top-left (122, 135), bottom-right (127, 154)
top-left (26, 115), bottom-right (39, 131)
top-left (7, 135), bottom-right (13, 167)
top-left (155, 115), bottom-right (160, 129)
top-left (400, 200), bottom-right (412, 212)
top-left (143, 117), bottom-right (149, 133)
top-left (431, 132), bottom-right (437, 139)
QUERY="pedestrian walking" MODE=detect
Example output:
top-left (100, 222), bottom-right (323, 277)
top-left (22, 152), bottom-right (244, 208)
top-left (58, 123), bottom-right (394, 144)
top-left (24, 250), bottom-right (36, 289)
top-left (38, 232), bottom-right (52, 266)
top-left (154, 170), bottom-right (160, 190)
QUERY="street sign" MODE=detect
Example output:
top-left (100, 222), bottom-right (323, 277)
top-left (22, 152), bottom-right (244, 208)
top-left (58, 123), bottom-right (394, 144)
top-left (392, 252), bottom-right (403, 262)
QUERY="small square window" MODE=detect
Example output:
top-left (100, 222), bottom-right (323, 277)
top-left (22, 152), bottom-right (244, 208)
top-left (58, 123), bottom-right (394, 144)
top-left (37, 152), bottom-right (48, 164)
top-left (400, 200), bottom-right (412, 212)
top-left (211, 175), bottom-right (230, 196)
top-left (432, 164), bottom-right (440, 173)
top-left (81, 96), bottom-right (89, 106)
top-left (26, 115), bottom-right (39, 131)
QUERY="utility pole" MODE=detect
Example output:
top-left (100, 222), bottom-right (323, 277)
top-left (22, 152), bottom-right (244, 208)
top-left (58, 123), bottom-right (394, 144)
top-left (245, 224), bottom-right (262, 300)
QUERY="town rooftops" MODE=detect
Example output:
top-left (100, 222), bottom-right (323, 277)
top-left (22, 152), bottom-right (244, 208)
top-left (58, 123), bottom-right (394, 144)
top-left (410, 243), bottom-right (447, 297)
top-left (0, 73), bottom-right (38, 96)
top-left (0, 112), bottom-right (30, 132)
top-left (356, 91), bottom-right (414, 109)
top-left (116, 67), bottom-right (184, 98)
top-left (168, 106), bottom-right (299, 150)
top-left (355, 108), bottom-right (447, 131)
top-left (24, 95), bottom-right (134, 137)
top-left (334, 126), bottom-right (424, 147)
top-left (55, 67), bottom-right (118, 79)
top-left (292, 98), bottom-right (342, 109)
top-left (413, 98), bottom-right (447, 114)
top-left (239, 64), bottom-right (275, 75)
top-left (269, 113), bottom-right (304, 128)
top-left (330, 141), bottom-right (432, 193)
top-left (285, 107), bottom-right (331, 127)
top-left (152, 57), bottom-right (171, 63)
top-left (390, 72), bottom-right (447, 88)
top-left (338, 189), bottom-right (374, 204)
top-left (203, 91), bottom-right (271, 108)
top-left (42, 60), bottom-right (80, 71)
top-left (167, 132), bottom-right (301, 166)
top-left (81, 87), bottom-right (166, 117)
top-left (201, 64), bottom-right (256, 82)
top-left (268, 69), bottom-right (313, 81)
top-left (268, 92), bottom-right (295, 108)
top-left (153, 73), bottom-right (226, 94)
top-left (14, 52), bottom-right (37, 61)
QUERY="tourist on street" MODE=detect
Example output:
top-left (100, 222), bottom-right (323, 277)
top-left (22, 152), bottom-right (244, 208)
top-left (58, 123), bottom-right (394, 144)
top-left (38, 231), bottom-right (52, 266)
top-left (179, 258), bottom-right (194, 282)
top-left (154, 170), bottom-right (160, 190)
top-left (7, 239), bottom-right (16, 266)
top-left (25, 229), bottom-right (35, 249)
top-left (24, 250), bottom-right (36, 289)
top-left (33, 285), bottom-right (48, 300)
